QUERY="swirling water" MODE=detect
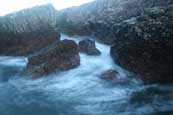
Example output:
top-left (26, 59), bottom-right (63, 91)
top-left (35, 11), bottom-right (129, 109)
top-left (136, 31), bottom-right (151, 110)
top-left (0, 34), bottom-right (173, 115)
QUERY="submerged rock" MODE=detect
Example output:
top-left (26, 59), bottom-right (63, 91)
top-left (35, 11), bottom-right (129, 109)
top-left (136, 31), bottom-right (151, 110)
top-left (97, 69), bottom-right (119, 80)
top-left (27, 39), bottom-right (80, 78)
top-left (78, 39), bottom-right (101, 55)
top-left (0, 3), bottom-right (59, 56)
top-left (111, 5), bottom-right (173, 84)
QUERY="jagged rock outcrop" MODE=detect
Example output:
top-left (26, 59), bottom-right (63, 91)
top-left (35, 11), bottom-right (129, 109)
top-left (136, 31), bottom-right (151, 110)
top-left (111, 5), bottom-right (173, 84)
top-left (0, 3), bottom-right (59, 56)
top-left (78, 39), bottom-right (101, 55)
top-left (27, 39), bottom-right (80, 78)
top-left (56, 0), bottom-right (173, 44)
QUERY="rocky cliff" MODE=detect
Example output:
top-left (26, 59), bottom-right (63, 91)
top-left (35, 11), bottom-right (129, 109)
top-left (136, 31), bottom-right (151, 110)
top-left (56, 0), bottom-right (173, 44)
top-left (0, 3), bottom-right (56, 33)
top-left (0, 3), bottom-right (59, 56)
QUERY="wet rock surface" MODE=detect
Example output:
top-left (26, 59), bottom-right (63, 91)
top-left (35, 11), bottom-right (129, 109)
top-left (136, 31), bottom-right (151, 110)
top-left (78, 39), bottom-right (101, 55)
top-left (111, 5), bottom-right (173, 84)
top-left (27, 39), bottom-right (80, 78)
top-left (97, 69), bottom-right (119, 80)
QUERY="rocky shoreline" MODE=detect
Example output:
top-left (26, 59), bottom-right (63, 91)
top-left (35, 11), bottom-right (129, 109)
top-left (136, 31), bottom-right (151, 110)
top-left (55, 0), bottom-right (173, 84)
top-left (0, 0), bottom-right (173, 83)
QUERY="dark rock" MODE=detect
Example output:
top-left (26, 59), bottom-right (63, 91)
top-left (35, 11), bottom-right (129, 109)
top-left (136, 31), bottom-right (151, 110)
top-left (0, 4), bottom-right (59, 56)
top-left (0, 29), bottom-right (60, 56)
top-left (56, 0), bottom-right (173, 44)
top-left (97, 69), bottom-right (119, 80)
top-left (27, 39), bottom-right (80, 78)
top-left (78, 39), bottom-right (101, 55)
top-left (111, 5), bottom-right (173, 84)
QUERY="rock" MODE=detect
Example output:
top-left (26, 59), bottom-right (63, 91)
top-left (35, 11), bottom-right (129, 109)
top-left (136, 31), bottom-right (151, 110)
top-left (56, 0), bottom-right (173, 44)
top-left (0, 3), bottom-right (56, 33)
top-left (27, 39), bottom-right (80, 78)
top-left (0, 3), bottom-right (59, 56)
top-left (78, 39), bottom-right (101, 55)
top-left (97, 69), bottom-right (119, 80)
top-left (111, 5), bottom-right (173, 84)
top-left (0, 29), bottom-right (60, 56)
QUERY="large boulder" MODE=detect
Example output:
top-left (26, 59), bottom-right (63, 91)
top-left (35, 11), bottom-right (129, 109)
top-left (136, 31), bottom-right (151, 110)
top-left (0, 3), bottom-right (59, 56)
top-left (27, 39), bottom-right (80, 77)
top-left (111, 5), bottom-right (173, 84)
top-left (78, 39), bottom-right (101, 55)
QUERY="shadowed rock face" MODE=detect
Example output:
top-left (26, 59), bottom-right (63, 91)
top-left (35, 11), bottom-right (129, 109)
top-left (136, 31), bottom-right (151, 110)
top-left (111, 5), bottom-right (173, 84)
top-left (0, 28), bottom-right (60, 56)
top-left (27, 39), bottom-right (80, 78)
top-left (78, 39), bottom-right (101, 55)
top-left (0, 4), bottom-right (59, 56)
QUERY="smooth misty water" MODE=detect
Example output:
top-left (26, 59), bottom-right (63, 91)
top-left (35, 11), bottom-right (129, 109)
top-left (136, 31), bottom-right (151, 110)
top-left (0, 34), bottom-right (173, 115)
